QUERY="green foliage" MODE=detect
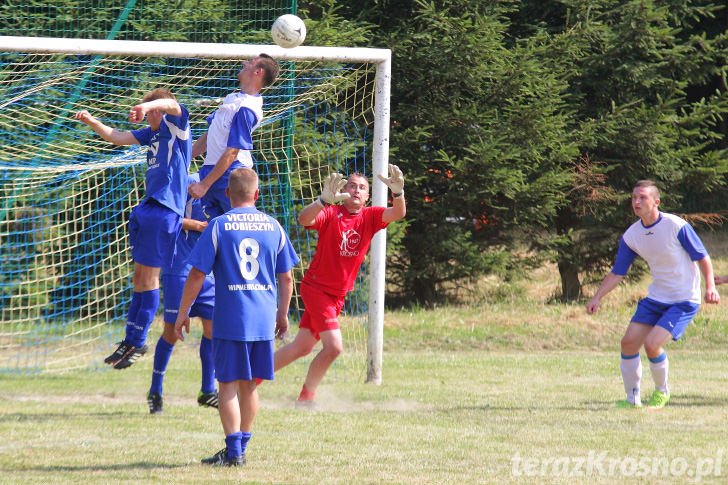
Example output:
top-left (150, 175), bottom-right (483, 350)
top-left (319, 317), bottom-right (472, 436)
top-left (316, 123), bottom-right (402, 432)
top-left (338, 0), bottom-right (728, 303)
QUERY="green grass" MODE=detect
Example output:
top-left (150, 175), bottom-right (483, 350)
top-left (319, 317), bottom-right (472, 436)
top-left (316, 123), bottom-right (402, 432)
top-left (3, 244), bottom-right (728, 483)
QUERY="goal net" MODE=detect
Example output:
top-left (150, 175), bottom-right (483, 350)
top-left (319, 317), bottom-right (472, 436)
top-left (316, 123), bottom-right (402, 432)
top-left (0, 37), bottom-right (391, 381)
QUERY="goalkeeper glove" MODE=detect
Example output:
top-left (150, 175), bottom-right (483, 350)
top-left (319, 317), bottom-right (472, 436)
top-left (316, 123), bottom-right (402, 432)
top-left (376, 164), bottom-right (404, 197)
top-left (318, 172), bottom-right (351, 206)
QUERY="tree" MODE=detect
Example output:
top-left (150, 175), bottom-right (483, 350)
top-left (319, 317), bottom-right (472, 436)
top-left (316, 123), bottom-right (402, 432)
top-left (352, 0), bottom-right (581, 303)
top-left (532, 0), bottom-right (728, 299)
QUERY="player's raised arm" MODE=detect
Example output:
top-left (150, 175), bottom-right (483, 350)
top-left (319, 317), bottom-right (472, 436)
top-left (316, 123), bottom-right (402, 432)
top-left (129, 98), bottom-right (182, 123)
top-left (74, 110), bottom-right (138, 146)
top-left (377, 164), bottom-right (406, 223)
top-left (297, 172), bottom-right (350, 226)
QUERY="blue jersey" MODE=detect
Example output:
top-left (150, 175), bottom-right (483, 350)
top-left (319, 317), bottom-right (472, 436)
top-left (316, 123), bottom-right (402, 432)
top-left (190, 206), bottom-right (300, 341)
top-left (164, 173), bottom-right (207, 277)
top-left (131, 104), bottom-right (191, 217)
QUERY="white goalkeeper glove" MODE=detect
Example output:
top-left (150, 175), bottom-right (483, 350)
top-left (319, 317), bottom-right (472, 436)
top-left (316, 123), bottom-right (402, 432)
top-left (318, 172), bottom-right (351, 206)
top-left (376, 164), bottom-right (404, 197)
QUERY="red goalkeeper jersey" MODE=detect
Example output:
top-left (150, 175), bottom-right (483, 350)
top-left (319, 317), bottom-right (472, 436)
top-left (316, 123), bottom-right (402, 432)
top-left (302, 205), bottom-right (388, 297)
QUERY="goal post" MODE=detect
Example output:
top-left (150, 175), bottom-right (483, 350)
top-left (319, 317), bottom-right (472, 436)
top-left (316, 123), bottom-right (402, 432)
top-left (0, 35), bottom-right (391, 383)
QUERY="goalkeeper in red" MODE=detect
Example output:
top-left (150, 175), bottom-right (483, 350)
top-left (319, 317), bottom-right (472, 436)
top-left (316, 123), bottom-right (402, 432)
top-left (272, 165), bottom-right (407, 408)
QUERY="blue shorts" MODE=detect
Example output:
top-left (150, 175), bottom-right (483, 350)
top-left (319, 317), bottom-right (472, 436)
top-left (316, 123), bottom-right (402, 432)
top-left (161, 273), bottom-right (215, 323)
top-left (199, 164), bottom-right (235, 220)
top-left (213, 338), bottom-right (274, 383)
top-left (129, 198), bottom-right (182, 268)
top-left (631, 297), bottom-right (700, 341)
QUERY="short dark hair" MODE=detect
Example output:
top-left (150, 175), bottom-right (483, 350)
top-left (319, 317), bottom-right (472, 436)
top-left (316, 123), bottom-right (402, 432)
top-left (634, 179), bottom-right (660, 200)
top-left (141, 88), bottom-right (176, 103)
top-left (228, 167), bottom-right (259, 201)
top-left (255, 54), bottom-right (280, 87)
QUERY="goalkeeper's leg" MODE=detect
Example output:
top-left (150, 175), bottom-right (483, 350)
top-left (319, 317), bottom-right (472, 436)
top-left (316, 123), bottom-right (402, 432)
top-left (299, 329), bottom-right (343, 402)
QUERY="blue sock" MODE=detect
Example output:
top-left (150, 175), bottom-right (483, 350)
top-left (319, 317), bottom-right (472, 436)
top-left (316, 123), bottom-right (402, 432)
top-left (124, 292), bottom-right (142, 342)
top-left (199, 336), bottom-right (215, 394)
top-left (225, 431), bottom-right (243, 459)
top-left (149, 336), bottom-right (175, 395)
top-left (240, 431), bottom-right (252, 454)
top-left (130, 289), bottom-right (159, 347)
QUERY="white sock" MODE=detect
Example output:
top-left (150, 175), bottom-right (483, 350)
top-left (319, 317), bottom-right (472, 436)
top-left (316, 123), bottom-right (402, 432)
top-left (620, 353), bottom-right (642, 405)
top-left (649, 353), bottom-right (669, 394)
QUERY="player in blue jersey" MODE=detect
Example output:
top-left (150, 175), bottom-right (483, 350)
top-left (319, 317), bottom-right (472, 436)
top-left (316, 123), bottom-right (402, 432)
top-left (175, 167), bottom-right (299, 467)
top-left (188, 54), bottom-right (279, 220)
top-left (146, 172), bottom-right (217, 414)
top-left (587, 180), bottom-right (719, 410)
top-left (75, 88), bottom-right (191, 369)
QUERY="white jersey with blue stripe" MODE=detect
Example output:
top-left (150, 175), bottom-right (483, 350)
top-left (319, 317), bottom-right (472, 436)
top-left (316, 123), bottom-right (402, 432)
top-left (203, 91), bottom-right (263, 169)
top-left (612, 212), bottom-right (707, 304)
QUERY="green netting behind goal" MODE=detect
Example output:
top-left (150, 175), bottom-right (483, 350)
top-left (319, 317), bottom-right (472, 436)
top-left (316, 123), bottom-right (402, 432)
top-left (0, 51), bottom-right (377, 374)
top-left (0, 0), bottom-right (297, 43)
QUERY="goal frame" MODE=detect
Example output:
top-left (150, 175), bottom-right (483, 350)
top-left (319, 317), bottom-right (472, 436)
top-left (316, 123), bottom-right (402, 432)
top-left (0, 35), bottom-right (391, 384)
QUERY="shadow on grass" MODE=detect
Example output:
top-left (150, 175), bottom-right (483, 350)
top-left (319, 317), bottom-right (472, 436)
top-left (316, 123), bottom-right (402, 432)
top-left (453, 394), bottom-right (727, 411)
top-left (2, 462), bottom-right (188, 472)
top-left (0, 411), bottom-right (142, 423)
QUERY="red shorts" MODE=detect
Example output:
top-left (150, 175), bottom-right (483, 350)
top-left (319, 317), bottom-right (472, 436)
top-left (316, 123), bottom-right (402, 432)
top-left (299, 282), bottom-right (345, 340)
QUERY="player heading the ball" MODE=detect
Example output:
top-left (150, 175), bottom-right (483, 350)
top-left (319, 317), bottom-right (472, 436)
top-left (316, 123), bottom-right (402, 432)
top-left (188, 54), bottom-right (279, 220)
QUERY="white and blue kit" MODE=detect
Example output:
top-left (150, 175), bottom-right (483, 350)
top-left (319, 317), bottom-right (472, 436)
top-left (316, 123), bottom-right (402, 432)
top-left (129, 105), bottom-right (191, 268)
top-left (161, 173), bottom-right (215, 324)
top-left (200, 92), bottom-right (263, 220)
top-left (612, 212), bottom-right (707, 339)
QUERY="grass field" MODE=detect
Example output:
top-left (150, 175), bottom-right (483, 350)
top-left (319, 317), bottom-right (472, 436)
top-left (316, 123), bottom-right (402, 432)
top-left (2, 237), bottom-right (728, 484)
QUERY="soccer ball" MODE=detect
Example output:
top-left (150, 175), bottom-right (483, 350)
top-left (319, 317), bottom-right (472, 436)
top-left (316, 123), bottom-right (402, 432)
top-left (271, 14), bottom-right (306, 49)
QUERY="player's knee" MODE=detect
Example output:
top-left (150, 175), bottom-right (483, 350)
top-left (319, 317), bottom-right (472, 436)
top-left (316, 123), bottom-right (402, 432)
top-left (643, 339), bottom-right (663, 358)
top-left (162, 325), bottom-right (178, 344)
top-left (292, 341), bottom-right (315, 358)
top-left (323, 341), bottom-right (343, 358)
top-left (620, 334), bottom-right (639, 353)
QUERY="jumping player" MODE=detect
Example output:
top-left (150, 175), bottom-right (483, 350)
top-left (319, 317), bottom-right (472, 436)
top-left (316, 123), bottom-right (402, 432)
top-left (188, 54), bottom-right (279, 220)
top-left (75, 88), bottom-right (191, 369)
top-left (586, 180), bottom-right (719, 409)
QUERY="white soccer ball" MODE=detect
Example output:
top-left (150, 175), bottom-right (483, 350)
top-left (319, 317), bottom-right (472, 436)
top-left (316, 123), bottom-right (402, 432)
top-left (271, 14), bottom-right (306, 49)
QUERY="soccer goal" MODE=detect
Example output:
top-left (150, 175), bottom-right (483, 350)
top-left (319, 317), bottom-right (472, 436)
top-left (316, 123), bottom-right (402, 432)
top-left (0, 36), bottom-right (391, 383)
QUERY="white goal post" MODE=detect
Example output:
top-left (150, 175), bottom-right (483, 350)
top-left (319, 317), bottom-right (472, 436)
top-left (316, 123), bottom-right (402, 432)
top-left (0, 35), bottom-right (391, 383)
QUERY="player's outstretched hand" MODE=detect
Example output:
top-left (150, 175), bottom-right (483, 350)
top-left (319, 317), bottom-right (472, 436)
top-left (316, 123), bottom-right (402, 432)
top-left (174, 315), bottom-right (190, 342)
top-left (74, 110), bottom-right (95, 125)
top-left (320, 173), bottom-right (350, 205)
top-left (714, 275), bottom-right (728, 286)
top-left (377, 164), bottom-right (404, 195)
top-left (128, 105), bottom-right (147, 123)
